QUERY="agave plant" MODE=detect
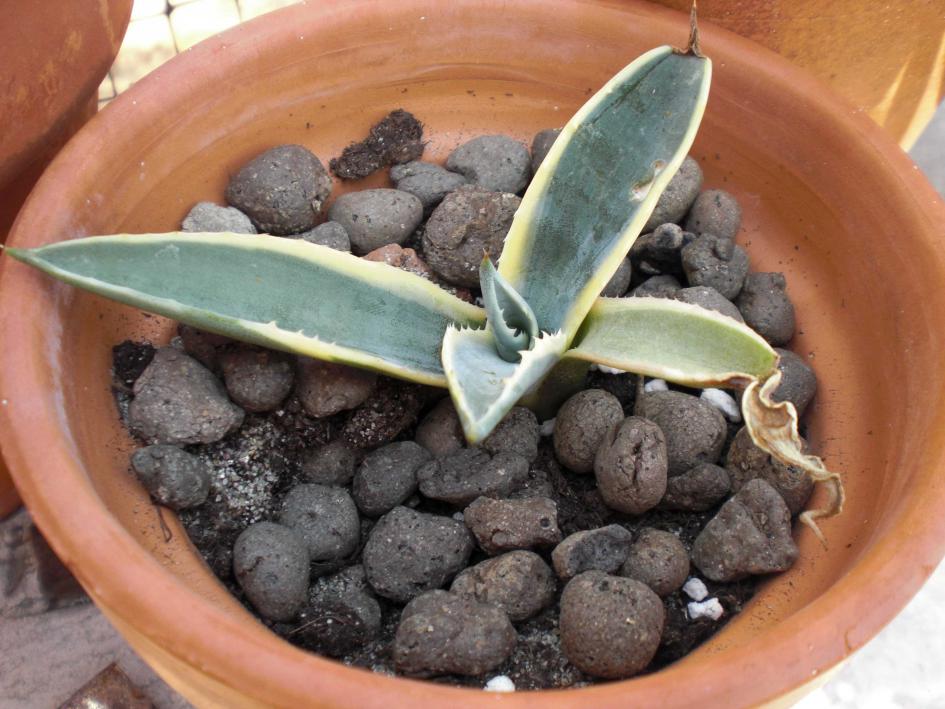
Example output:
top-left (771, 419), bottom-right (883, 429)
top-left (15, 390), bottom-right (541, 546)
top-left (5, 40), bottom-right (842, 538)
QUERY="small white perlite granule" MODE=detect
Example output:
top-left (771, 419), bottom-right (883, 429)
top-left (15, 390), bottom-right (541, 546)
top-left (682, 577), bottom-right (709, 601)
top-left (687, 597), bottom-right (724, 621)
top-left (700, 388), bottom-right (742, 422)
top-left (484, 675), bottom-right (515, 692)
top-left (643, 378), bottom-right (669, 392)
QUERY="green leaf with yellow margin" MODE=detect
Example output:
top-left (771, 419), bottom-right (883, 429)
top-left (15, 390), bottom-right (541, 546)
top-left (5, 233), bottom-right (485, 386)
top-left (445, 45), bottom-right (712, 441)
top-left (498, 45), bottom-right (712, 337)
top-left (565, 296), bottom-right (843, 540)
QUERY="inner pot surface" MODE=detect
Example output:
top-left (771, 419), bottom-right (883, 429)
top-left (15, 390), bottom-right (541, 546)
top-left (2, 1), bottom-right (945, 707)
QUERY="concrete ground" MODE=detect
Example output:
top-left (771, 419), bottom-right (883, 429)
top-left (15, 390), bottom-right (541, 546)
top-left (2, 2), bottom-right (944, 706)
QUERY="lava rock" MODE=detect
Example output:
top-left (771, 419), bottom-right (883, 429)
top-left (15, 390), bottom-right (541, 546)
top-left (482, 407), bottom-right (540, 463)
top-left (301, 440), bottom-right (358, 486)
top-left (363, 507), bottom-right (474, 602)
top-left (414, 397), bottom-right (465, 458)
top-left (181, 201), bottom-right (257, 234)
top-left (643, 156), bottom-right (703, 232)
top-left (295, 358), bottom-right (377, 418)
top-left (278, 484), bottom-right (361, 562)
top-left (327, 188), bottom-right (424, 255)
top-left (463, 496), bottom-right (561, 555)
top-left (658, 462), bottom-right (731, 511)
top-left (620, 528), bottom-right (689, 596)
top-left (735, 272), bottom-right (796, 345)
top-left (130, 444), bottom-right (211, 510)
top-left (691, 479), bottom-right (799, 582)
top-left (342, 377), bottom-right (426, 449)
top-left (129, 347), bottom-right (244, 445)
top-left (636, 390), bottom-right (727, 476)
top-left (674, 285), bottom-right (744, 322)
top-left (297, 221), bottom-right (351, 251)
top-left (390, 161), bottom-right (468, 213)
top-left (329, 109), bottom-right (424, 180)
top-left (352, 441), bottom-right (432, 517)
top-left (594, 417), bottom-right (667, 514)
top-left (553, 389), bottom-right (624, 474)
top-left (176, 324), bottom-right (232, 371)
top-left (725, 426), bottom-right (813, 515)
top-left (681, 234), bottom-right (750, 300)
top-left (417, 448), bottom-right (530, 506)
top-left (601, 258), bottom-right (633, 297)
top-left (629, 223), bottom-right (694, 277)
top-left (629, 274), bottom-right (682, 299)
top-left (363, 243), bottom-right (433, 277)
top-left (685, 189), bottom-right (742, 240)
top-left (225, 144), bottom-right (331, 235)
top-left (530, 128), bottom-right (561, 174)
top-left (446, 135), bottom-right (531, 193)
top-left (773, 348), bottom-right (817, 417)
top-left (233, 522), bottom-right (309, 621)
top-left (296, 565), bottom-right (382, 656)
top-left (559, 571), bottom-right (665, 679)
top-left (551, 525), bottom-right (634, 580)
top-left (451, 550), bottom-right (556, 622)
top-left (393, 590), bottom-right (517, 676)
top-left (219, 347), bottom-right (294, 412)
top-left (422, 186), bottom-right (520, 287)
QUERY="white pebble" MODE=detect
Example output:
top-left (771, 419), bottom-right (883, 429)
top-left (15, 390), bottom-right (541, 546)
top-left (539, 418), bottom-right (556, 437)
top-left (484, 675), bottom-right (515, 692)
top-left (682, 577), bottom-right (708, 601)
top-left (596, 364), bottom-right (626, 375)
top-left (687, 597), bottom-right (724, 621)
top-left (643, 378), bottom-right (668, 393)
top-left (700, 388), bottom-right (741, 422)
top-left (452, 512), bottom-right (465, 522)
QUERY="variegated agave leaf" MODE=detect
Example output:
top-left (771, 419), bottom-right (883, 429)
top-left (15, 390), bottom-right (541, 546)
top-left (445, 45), bottom-right (712, 440)
top-left (566, 296), bottom-right (843, 539)
top-left (7, 233), bottom-right (484, 386)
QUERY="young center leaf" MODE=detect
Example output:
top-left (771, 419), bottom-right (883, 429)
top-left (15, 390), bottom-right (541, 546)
top-left (6, 233), bottom-right (484, 386)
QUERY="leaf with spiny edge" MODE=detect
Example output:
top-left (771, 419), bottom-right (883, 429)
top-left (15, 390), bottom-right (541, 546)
top-left (565, 297), bottom-right (777, 387)
top-left (5, 232), bottom-right (485, 386)
top-left (441, 325), bottom-right (568, 443)
top-left (478, 255), bottom-right (538, 362)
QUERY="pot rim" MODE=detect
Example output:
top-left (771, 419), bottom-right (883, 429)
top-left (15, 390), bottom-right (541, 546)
top-left (3, 1), bottom-right (945, 706)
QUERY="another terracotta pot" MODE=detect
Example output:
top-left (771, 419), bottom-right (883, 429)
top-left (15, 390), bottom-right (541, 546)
top-left (651, 0), bottom-right (945, 149)
top-left (2, 1), bottom-right (945, 706)
top-left (0, 0), bottom-right (132, 235)
top-left (0, 0), bottom-right (132, 518)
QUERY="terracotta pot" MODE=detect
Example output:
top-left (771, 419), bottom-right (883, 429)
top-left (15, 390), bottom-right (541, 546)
top-left (651, 0), bottom-right (945, 149)
top-left (1, 1), bottom-right (944, 706)
top-left (0, 0), bottom-right (132, 518)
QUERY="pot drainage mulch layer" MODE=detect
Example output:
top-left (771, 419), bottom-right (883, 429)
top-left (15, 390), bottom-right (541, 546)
top-left (110, 110), bottom-right (817, 690)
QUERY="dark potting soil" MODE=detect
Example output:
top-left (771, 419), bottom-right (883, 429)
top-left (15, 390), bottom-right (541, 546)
top-left (329, 109), bottom-right (425, 181)
top-left (117, 364), bottom-right (758, 690)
